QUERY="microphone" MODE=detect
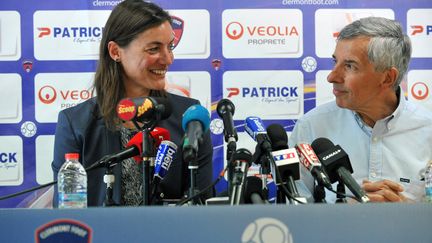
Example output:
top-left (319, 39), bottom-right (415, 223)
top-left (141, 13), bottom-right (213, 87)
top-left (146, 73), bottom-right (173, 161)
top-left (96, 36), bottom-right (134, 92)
top-left (116, 96), bottom-right (172, 122)
top-left (266, 124), bottom-right (301, 184)
top-left (295, 143), bottom-right (333, 190)
top-left (244, 116), bottom-right (274, 201)
top-left (182, 104), bottom-right (210, 162)
top-left (128, 127), bottom-right (170, 163)
top-left (244, 116), bottom-right (272, 156)
top-left (244, 176), bottom-right (266, 204)
top-left (86, 127), bottom-right (170, 171)
top-left (151, 140), bottom-right (177, 202)
top-left (266, 124), bottom-right (304, 204)
top-left (216, 99), bottom-right (238, 156)
top-left (311, 137), bottom-right (370, 203)
top-left (85, 133), bottom-right (141, 171)
top-left (153, 140), bottom-right (177, 182)
top-left (229, 148), bottom-right (253, 205)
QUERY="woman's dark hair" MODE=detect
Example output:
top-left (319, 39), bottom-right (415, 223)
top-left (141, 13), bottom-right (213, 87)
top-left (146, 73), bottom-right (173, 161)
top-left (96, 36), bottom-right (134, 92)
top-left (94, 0), bottom-right (171, 130)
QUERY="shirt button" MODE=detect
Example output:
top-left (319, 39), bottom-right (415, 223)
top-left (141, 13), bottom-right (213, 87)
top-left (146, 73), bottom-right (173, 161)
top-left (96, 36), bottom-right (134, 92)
top-left (370, 172), bottom-right (377, 178)
top-left (372, 137), bottom-right (378, 142)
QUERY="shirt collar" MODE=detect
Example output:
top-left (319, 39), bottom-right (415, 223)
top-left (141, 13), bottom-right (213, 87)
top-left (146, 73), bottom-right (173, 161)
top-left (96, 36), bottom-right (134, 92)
top-left (352, 86), bottom-right (405, 133)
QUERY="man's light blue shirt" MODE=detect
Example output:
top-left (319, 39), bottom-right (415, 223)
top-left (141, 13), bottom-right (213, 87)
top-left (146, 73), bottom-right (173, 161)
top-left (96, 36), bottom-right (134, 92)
top-left (289, 90), bottom-right (432, 202)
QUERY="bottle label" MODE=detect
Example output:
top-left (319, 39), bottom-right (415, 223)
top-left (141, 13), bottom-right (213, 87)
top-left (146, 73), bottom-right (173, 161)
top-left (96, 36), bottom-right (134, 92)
top-left (58, 192), bottom-right (87, 208)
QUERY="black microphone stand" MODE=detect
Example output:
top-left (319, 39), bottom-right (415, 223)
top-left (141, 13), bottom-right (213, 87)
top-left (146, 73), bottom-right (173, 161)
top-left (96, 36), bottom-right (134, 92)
top-left (229, 161), bottom-right (247, 206)
top-left (188, 157), bottom-right (201, 205)
top-left (313, 182), bottom-right (327, 203)
top-left (183, 144), bottom-right (201, 205)
top-left (103, 164), bottom-right (119, 206)
top-left (132, 120), bottom-right (156, 206)
top-left (254, 148), bottom-right (271, 202)
top-left (226, 141), bottom-right (236, 200)
top-left (335, 180), bottom-right (347, 203)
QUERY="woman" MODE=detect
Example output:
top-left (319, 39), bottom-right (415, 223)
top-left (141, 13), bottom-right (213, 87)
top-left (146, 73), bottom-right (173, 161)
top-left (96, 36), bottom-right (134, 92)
top-left (52, 0), bottom-right (214, 207)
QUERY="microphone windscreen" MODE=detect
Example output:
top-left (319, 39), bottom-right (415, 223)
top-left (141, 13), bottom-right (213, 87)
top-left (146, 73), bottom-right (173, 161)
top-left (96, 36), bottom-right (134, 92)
top-left (126, 132), bottom-right (144, 163)
top-left (152, 97), bottom-right (172, 120)
top-left (266, 123), bottom-right (288, 151)
top-left (244, 176), bottom-right (264, 204)
top-left (231, 148), bottom-right (252, 166)
top-left (182, 104), bottom-right (210, 132)
top-left (216, 98), bottom-right (235, 117)
top-left (311, 137), bottom-right (334, 155)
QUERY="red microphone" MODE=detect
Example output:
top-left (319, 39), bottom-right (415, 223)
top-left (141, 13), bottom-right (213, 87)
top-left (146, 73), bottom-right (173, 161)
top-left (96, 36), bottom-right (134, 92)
top-left (127, 127), bottom-right (170, 163)
top-left (85, 127), bottom-right (170, 171)
top-left (295, 143), bottom-right (332, 190)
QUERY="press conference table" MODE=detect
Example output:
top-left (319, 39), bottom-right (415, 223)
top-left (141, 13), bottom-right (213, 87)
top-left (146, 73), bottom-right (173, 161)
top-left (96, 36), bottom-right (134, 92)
top-left (0, 203), bottom-right (431, 242)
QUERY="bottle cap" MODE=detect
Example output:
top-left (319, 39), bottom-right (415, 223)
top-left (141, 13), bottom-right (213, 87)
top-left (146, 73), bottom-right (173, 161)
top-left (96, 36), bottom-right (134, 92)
top-left (65, 153), bottom-right (79, 160)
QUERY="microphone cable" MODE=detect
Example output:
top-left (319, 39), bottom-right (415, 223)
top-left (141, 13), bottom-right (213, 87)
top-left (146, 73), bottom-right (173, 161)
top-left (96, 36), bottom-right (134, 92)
top-left (176, 167), bottom-right (227, 206)
top-left (0, 181), bottom-right (57, 201)
top-left (269, 158), bottom-right (306, 205)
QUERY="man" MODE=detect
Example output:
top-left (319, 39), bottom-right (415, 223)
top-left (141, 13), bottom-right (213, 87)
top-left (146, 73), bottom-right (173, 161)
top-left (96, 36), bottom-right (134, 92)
top-left (289, 17), bottom-right (432, 203)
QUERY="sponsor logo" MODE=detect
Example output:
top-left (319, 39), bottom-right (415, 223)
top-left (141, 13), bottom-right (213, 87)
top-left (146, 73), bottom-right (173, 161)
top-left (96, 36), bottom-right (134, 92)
top-left (0, 152), bottom-right (17, 163)
top-left (37, 26), bottom-right (104, 39)
top-left (411, 82), bottom-right (429, 100)
top-left (210, 118), bottom-right (224, 135)
top-left (38, 85), bottom-right (57, 104)
top-left (227, 88), bottom-right (240, 98)
top-left (225, 21), bottom-right (299, 45)
top-left (21, 121), bottom-right (37, 137)
top-left (0, 136), bottom-right (23, 185)
top-left (242, 217), bottom-right (293, 243)
top-left (223, 10), bottom-right (302, 58)
top-left (35, 219), bottom-right (92, 243)
top-left (171, 16), bottom-right (184, 49)
top-left (226, 22), bottom-right (244, 40)
top-left (410, 25), bottom-right (432, 36)
top-left (301, 56), bottom-right (317, 73)
top-left (38, 85), bottom-right (95, 108)
top-left (226, 86), bottom-right (298, 99)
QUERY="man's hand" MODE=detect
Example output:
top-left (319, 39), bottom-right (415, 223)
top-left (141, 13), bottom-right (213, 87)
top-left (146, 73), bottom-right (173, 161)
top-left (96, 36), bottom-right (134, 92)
top-left (362, 179), bottom-right (406, 202)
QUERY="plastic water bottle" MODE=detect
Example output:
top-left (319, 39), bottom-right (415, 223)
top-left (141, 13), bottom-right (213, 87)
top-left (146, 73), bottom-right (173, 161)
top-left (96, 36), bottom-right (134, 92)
top-left (425, 161), bottom-right (432, 203)
top-left (57, 153), bottom-right (87, 208)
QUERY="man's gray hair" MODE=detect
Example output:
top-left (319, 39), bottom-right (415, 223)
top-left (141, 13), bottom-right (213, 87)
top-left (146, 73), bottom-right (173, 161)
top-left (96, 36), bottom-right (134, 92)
top-left (338, 17), bottom-right (411, 90)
